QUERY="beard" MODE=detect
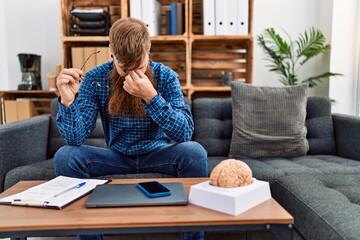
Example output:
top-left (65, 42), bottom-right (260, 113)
top-left (108, 65), bottom-right (156, 117)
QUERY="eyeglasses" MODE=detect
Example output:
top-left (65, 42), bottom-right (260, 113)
top-left (79, 50), bottom-right (101, 81)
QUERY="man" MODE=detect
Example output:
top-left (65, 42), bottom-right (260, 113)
top-left (54, 18), bottom-right (208, 240)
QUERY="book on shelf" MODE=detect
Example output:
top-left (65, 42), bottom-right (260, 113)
top-left (0, 176), bottom-right (109, 209)
top-left (166, 10), bottom-right (172, 35)
top-left (169, 2), bottom-right (184, 35)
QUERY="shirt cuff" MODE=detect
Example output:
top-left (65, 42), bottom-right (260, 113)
top-left (144, 94), bottom-right (167, 114)
top-left (58, 97), bottom-right (78, 115)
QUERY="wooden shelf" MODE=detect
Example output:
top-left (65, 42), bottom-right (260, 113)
top-left (60, 0), bottom-right (253, 99)
top-left (62, 36), bottom-right (109, 43)
top-left (0, 90), bottom-right (59, 124)
top-left (190, 34), bottom-right (253, 41)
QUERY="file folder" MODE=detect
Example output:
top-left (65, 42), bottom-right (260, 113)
top-left (129, 0), bottom-right (142, 21)
top-left (142, 0), bottom-right (161, 36)
top-left (203, 0), bottom-right (215, 35)
top-left (226, 0), bottom-right (238, 35)
top-left (237, 0), bottom-right (249, 35)
top-left (215, 0), bottom-right (227, 35)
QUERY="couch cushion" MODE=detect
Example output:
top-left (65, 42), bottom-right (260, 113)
top-left (192, 96), bottom-right (336, 157)
top-left (4, 159), bottom-right (174, 190)
top-left (224, 155), bottom-right (360, 183)
top-left (4, 159), bottom-right (56, 190)
top-left (272, 174), bottom-right (360, 240)
top-left (192, 98), bottom-right (232, 156)
top-left (229, 83), bottom-right (309, 158)
top-left (306, 97), bottom-right (336, 154)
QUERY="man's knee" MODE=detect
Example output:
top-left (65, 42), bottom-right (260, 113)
top-left (53, 145), bottom-right (79, 176)
top-left (181, 141), bottom-right (208, 176)
top-left (183, 141), bottom-right (207, 161)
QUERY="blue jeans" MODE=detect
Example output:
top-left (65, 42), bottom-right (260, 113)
top-left (53, 141), bottom-right (208, 240)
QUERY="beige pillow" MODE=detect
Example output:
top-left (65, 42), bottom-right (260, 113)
top-left (229, 83), bottom-right (309, 158)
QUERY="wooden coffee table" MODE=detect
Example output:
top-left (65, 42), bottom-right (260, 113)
top-left (0, 178), bottom-right (293, 239)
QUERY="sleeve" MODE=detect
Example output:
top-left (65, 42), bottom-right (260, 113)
top-left (144, 70), bottom-right (194, 142)
top-left (56, 75), bottom-right (99, 146)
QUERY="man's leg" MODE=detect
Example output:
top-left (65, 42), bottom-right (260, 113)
top-left (53, 145), bottom-right (135, 240)
top-left (53, 145), bottom-right (136, 178)
top-left (139, 141), bottom-right (208, 178)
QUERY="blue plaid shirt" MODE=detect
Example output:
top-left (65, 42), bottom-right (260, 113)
top-left (57, 60), bottom-right (194, 156)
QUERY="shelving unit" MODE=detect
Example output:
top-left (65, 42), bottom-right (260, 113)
top-left (60, 0), bottom-right (253, 99)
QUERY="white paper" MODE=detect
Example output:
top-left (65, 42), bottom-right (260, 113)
top-left (0, 176), bottom-right (108, 209)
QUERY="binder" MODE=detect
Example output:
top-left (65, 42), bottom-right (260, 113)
top-left (130, 0), bottom-right (142, 21)
top-left (237, 0), bottom-right (249, 35)
top-left (176, 2), bottom-right (184, 35)
top-left (203, 0), bottom-right (215, 35)
top-left (170, 2), bottom-right (178, 35)
top-left (166, 10), bottom-right (172, 35)
top-left (0, 176), bottom-right (108, 209)
top-left (215, 0), bottom-right (227, 35)
top-left (226, 0), bottom-right (238, 35)
top-left (142, 0), bottom-right (161, 36)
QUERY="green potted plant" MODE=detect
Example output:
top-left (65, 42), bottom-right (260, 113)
top-left (256, 27), bottom-right (342, 87)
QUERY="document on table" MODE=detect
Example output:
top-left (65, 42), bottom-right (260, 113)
top-left (0, 176), bottom-right (109, 209)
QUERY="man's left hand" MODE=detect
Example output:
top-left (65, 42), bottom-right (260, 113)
top-left (123, 70), bottom-right (158, 103)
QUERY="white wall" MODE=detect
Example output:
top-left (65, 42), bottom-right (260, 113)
top-left (1, 0), bottom-right (61, 90)
top-left (328, 0), bottom-right (359, 115)
top-left (253, 0), bottom-right (320, 91)
top-left (0, 0), bottom-right (9, 90)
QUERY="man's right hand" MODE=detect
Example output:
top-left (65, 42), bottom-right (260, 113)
top-left (56, 68), bottom-right (83, 108)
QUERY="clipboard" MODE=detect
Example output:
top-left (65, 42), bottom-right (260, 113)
top-left (0, 176), bottom-right (109, 209)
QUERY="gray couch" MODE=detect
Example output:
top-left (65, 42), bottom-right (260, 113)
top-left (1, 96), bottom-right (360, 240)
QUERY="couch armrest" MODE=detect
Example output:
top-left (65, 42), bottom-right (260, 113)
top-left (0, 115), bottom-right (50, 192)
top-left (332, 113), bottom-right (360, 161)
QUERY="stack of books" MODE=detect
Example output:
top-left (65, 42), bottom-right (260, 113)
top-left (165, 2), bottom-right (184, 35)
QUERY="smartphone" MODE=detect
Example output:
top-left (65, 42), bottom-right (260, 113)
top-left (136, 181), bottom-right (171, 198)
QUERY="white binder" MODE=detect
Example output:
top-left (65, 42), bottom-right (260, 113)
top-left (142, 0), bottom-right (161, 36)
top-left (226, 0), bottom-right (238, 35)
top-left (203, 0), bottom-right (215, 35)
top-left (129, 0), bottom-right (142, 21)
top-left (215, 0), bottom-right (227, 35)
top-left (237, 0), bottom-right (249, 35)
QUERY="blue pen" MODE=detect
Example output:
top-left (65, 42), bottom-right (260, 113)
top-left (53, 182), bottom-right (86, 197)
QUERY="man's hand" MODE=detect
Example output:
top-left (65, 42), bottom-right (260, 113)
top-left (123, 70), bottom-right (157, 103)
top-left (56, 68), bottom-right (83, 108)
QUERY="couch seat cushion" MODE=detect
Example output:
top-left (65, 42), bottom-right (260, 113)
top-left (229, 155), bottom-right (360, 182)
top-left (272, 174), bottom-right (360, 240)
top-left (4, 159), bottom-right (56, 190)
top-left (4, 159), bottom-right (174, 191)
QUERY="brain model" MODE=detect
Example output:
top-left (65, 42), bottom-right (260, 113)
top-left (209, 159), bottom-right (253, 188)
